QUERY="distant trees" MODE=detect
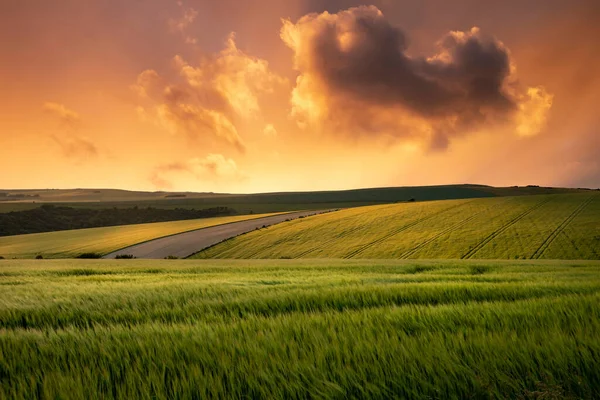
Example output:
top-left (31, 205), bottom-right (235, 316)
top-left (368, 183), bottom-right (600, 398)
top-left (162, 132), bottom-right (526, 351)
top-left (0, 206), bottom-right (237, 236)
top-left (77, 253), bottom-right (103, 259)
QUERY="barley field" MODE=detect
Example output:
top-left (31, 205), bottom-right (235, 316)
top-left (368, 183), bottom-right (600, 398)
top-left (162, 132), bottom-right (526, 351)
top-left (0, 259), bottom-right (599, 398)
top-left (194, 193), bottom-right (600, 260)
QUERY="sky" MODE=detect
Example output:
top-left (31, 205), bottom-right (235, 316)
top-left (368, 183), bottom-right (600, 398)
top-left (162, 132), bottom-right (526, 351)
top-left (1, 0), bottom-right (599, 193)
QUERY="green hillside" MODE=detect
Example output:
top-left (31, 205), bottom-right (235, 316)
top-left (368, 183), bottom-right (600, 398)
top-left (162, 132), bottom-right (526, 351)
top-left (1, 259), bottom-right (599, 398)
top-left (193, 193), bottom-right (600, 260)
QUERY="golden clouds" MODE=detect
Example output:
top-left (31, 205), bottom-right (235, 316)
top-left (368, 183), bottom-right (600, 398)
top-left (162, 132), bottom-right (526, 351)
top-left (150, 153), bottom-right (246, 189)
top-left (43, 102), bottom-right (81, 128)
top-left (134, 34), bottom-right (285, 153)
top-left (263, 124), bottom-right (278, 137)
top-left (281, 6), bottom-right (553, 149)
top-left (516, 87), bottom-right (554, 137)
top-left (175, 35), bottom-right (286, 119)
top-left (42, 102), bottom-right (99, 162)
top-left (169, 3), bottom-right (199, 44)
top-left (50, 135), bottom-right (98, 160)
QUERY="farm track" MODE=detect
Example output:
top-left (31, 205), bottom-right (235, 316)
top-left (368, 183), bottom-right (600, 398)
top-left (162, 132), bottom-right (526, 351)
top-left (102, 210), bottom-right (332, 259)
top-left (397, 199), bottom-right (512, 259)
top-left (531, 195), bottom-right (596, 259)
top-left (461, 196), bottom-right (556, 259)
top-left (343, 200), bottom-right (475, 259)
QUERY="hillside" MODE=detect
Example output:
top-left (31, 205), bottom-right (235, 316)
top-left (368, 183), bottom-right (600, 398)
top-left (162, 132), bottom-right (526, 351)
top-left (0, 185), bottom-right (591, 215)
top-left (193, 193), bottom-right (600, 260)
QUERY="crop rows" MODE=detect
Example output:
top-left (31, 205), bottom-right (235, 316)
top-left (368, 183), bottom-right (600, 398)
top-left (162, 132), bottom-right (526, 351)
top-left (194, 193), bottom-right (600, 260)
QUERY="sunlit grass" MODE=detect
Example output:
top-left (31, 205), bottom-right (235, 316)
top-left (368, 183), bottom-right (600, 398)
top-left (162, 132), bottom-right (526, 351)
top-left (1, 259), bottom-right (599, 398)
top-left (194, 193), bottom-right (600, 260)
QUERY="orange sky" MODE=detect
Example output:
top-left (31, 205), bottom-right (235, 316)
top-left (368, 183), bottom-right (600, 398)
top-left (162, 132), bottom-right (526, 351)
top-left (1, 0), bottom-right (599, 192)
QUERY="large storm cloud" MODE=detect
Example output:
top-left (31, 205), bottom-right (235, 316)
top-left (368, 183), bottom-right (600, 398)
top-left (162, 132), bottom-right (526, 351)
top-left (281, 6), bottom-right (552, 149)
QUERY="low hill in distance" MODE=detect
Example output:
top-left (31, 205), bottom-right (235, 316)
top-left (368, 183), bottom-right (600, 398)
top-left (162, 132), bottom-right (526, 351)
top-left (193, 192), bottom-right (600, 260)
top-left (0, 184), bottom-right (593, 215)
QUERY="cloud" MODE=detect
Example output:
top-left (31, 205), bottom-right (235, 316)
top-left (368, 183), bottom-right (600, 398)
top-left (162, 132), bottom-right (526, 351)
top-left (134, 34), bottom-right (285, 153)
top-left (43, 102), bottom-right (99, 162)
top-left (168, 4), bottom-right (198, 44)
top-left (263, 123), bottom-right (278, 137)
top-left (281, 6), bottom-right (553, 149)
top-left (516, 87), bottom-right (554, 137)
top-left (43, 102), bottom-right (81, 128)
top-left (150, 153), bottom-right (247, 189)
top-left (50, 134), bottom-right (99, 161)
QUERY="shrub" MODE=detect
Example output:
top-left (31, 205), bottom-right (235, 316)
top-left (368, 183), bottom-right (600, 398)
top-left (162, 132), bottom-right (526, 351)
top-left (0, 256), bottom-right (5, 260)
top-left (77, 253), bottom-right (103, 259)
top-left (115, 254), bottom-right (136, 259)
top-left (35, 255), bottom-right (44, 260)
top-left (164, 255), bottom-right (179, 260)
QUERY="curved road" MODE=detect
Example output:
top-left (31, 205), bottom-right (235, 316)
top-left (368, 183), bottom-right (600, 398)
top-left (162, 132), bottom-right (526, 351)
top-left (103, 210), bottom-right (333, 259)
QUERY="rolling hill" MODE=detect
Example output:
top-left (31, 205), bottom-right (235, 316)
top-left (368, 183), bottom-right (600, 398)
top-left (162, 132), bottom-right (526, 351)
top-left (0, 184), bottom-right (591, 215)
top-left (192, 193), bottom-right (600, 260)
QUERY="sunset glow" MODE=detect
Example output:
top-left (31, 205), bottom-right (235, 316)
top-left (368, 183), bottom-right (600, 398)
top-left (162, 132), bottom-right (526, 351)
top-left (1, 0), bottom-right (599, 192)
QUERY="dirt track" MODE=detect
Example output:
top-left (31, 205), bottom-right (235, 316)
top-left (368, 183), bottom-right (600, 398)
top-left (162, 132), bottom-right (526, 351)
top-left (102, 210), bottom-right (333, 259)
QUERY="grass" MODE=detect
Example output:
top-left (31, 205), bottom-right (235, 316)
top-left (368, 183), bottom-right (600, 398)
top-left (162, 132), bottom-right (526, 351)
top-left (0, 213), bottom-right (281, 259)
top-left (193, 193), bottom-right (600, 260)
top-left (0, 259), bottom-right (599, 398)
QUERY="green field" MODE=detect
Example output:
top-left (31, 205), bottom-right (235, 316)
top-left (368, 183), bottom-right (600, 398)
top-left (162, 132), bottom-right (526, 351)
top-left (0, 213), bottom-right (279, 259)
top-left (0, 259), bottom-right (599, 398)
top-left (194, 193), bottom-right (600, 260)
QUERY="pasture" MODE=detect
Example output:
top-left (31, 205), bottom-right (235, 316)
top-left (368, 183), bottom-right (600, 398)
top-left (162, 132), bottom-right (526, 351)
top-left (0, 213), bottom-right (279, 259)
top-left (0, 259), bottom-right (599, 398)
top-left (194, 193), bottom-right (600, 260)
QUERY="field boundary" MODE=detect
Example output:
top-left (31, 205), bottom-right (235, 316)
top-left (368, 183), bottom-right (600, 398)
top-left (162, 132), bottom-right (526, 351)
top-left (531, 195), bottom-right (595, 259)
top-left (343, 200), bottom-right (475, 259)
top-left (187, 209), bottom-right (339, 259)
top-left (461, 196), bottom-right (555, 259)
top-left (100, 211), bottom-right (293, 258)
